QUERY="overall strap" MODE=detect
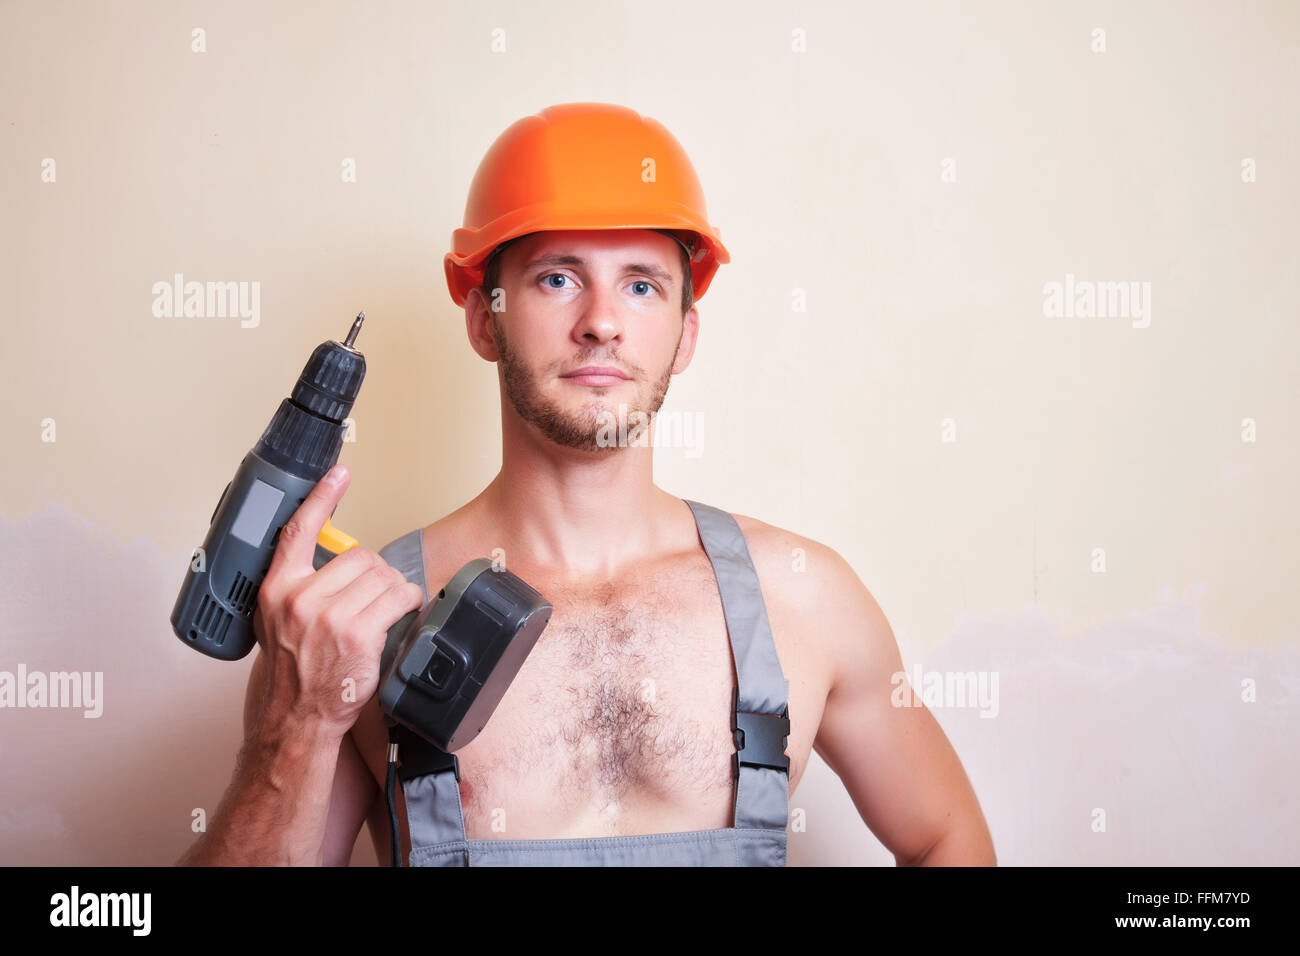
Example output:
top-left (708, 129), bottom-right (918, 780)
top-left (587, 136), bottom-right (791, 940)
top-left (377, 528), bottom-right (470, 863)
top-left (682, 500), bottom-right (792, 832)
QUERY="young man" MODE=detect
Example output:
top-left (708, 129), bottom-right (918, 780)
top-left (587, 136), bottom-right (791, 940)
top-left (183, 103), bottom-right (995, 867)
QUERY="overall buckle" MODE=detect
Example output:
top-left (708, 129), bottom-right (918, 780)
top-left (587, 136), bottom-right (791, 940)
top-left (394, 724), bottom-right (460, 783)
top-left (731, 685), bottom-right (791, 775)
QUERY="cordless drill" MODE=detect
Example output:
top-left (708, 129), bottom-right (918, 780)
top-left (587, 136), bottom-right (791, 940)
top-left (170, 314), bottom-right (552, 752)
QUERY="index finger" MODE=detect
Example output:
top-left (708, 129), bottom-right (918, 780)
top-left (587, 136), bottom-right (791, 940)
top-left (266, 464), bottom-right (351, 583)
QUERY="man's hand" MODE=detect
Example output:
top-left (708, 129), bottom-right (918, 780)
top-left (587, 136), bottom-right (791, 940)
top-left (249, 463), bottom-right (424, 744)
top-left (177, 463), bottom-right (423, 866)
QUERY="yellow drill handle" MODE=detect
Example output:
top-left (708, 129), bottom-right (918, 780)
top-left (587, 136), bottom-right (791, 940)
top-left (318, 518), bottom-right (360, 556)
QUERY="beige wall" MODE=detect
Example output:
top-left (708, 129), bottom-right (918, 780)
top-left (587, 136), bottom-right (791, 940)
top-left (1, 0), bottom-right (1296, 865)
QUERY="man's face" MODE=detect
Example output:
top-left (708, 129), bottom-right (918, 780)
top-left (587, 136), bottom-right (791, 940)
top-left (483, 229), bottom-right (697, 452)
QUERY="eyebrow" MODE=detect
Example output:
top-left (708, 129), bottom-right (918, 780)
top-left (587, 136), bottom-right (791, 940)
top-left (521, 252), bottom-right (676, 287)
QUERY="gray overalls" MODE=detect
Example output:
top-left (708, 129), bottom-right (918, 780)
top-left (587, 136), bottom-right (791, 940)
top-left (376, 499), bottom-right (791, 866)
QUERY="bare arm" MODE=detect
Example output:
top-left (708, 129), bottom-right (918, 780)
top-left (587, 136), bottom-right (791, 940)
top-left (323, 730), bottom-right (381, 866)
top-left (811, 550), bottom-right (996, 866)
top-left (176, 651), bottom-right (351, 866)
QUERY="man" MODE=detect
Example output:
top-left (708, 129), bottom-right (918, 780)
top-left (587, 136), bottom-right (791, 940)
top-left (180, 103), bottom-right (995, 867)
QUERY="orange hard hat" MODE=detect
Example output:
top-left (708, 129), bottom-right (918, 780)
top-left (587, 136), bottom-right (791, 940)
top-left (444, 102), bottom-right (730, 307)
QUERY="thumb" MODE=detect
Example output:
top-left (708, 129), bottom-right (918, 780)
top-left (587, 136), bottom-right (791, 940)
top-left (266, 464), bottom-right (351, 582)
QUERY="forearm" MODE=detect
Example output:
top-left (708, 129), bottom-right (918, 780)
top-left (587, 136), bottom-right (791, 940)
top-left (177, 720), bottom-right (342, 866)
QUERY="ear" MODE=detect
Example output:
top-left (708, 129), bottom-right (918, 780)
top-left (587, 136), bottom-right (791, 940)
top-left (671, 305), bottom-right (700, 374)
top-left (465, 286), bottom-right (503, 362)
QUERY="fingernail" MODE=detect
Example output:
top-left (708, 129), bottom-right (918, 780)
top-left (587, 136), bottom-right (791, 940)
top-left (326, 465), bottom-right (346, 485)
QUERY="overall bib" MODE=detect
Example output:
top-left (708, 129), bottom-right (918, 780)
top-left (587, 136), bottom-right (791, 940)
top-left (376, 499), bottom-right (791, 866)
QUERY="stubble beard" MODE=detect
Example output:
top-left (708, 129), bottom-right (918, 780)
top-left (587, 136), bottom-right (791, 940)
top-left (493, 319), bottom-right (678, 453)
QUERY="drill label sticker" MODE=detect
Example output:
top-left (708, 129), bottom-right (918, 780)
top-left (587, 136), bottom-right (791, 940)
top-left (229, 478), bottom-right (286, 548)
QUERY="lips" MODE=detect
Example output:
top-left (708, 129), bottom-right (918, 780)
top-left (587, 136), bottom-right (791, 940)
top-left (562, 365), bottom-right (630, 386)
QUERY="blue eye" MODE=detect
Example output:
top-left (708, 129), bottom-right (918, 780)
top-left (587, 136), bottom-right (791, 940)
top-left (538, 274), bottom-right (659, 296)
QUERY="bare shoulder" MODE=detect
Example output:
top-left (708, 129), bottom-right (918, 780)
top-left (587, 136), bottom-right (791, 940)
top-left (729, 511), bottom-right (864, 617)
top-left (729, 511), bottom-right (898, 698)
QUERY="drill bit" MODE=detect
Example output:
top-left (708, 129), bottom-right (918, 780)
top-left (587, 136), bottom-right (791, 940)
top-left (344, 311), bottom-right (365, 348)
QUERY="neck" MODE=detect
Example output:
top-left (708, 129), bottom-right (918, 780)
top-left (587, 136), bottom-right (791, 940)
top-left (477, 413), bottom-right (679, 578)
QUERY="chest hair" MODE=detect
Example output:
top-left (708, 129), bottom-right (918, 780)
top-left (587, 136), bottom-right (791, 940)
top-left (472, 574), bottom-right (736, 810)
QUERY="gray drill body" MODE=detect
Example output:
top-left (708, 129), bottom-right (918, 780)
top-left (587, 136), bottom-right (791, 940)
top-left (377, 498), bottom-right (791, 866)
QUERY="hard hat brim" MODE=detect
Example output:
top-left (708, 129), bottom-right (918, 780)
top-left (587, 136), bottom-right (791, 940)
top-left (444, 202), bottom-right (729, 308)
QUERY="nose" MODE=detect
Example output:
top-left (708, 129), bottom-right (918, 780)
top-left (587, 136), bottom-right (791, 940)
top-left (570, 280), bottom-right (623, 347)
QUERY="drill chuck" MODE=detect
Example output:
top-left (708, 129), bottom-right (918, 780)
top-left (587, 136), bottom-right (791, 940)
top-left (253, 316), bottom-right (366, 481)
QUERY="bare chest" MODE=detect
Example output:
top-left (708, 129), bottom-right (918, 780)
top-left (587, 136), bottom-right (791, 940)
top-left (452, 566), bottom-right (737, 831)
top-left (353, 543), bottom-right (820, 840)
